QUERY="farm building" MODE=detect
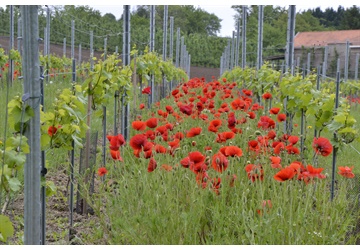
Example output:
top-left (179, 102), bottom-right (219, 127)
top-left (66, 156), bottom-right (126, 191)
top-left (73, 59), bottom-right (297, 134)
top-left (293, 29), bottom-right (360, 78)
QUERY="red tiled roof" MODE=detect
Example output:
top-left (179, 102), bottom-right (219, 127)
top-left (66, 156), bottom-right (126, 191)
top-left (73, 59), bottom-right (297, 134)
top-left (294, 30), bottom-right (360, 48)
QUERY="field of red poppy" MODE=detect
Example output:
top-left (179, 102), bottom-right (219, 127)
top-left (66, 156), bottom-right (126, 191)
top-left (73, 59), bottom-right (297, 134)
top-left (79, 70), bottom-right (360, 244)
top-left (1, 62), bottom-right (360, 244)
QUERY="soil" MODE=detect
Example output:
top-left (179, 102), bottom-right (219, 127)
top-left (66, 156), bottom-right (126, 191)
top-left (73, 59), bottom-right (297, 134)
top-left (2, 168), bottom-right (102, 245)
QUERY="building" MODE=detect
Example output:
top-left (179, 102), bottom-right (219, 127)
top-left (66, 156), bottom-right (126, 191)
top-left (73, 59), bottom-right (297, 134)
top-left (293, 30), bottom-right (360, 78)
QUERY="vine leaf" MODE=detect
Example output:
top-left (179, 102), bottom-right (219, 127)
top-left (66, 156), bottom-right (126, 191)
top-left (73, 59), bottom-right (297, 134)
top-left (0, 215), bottom-right (14, 242)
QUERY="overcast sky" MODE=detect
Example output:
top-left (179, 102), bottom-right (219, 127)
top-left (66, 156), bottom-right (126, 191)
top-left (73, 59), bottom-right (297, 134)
top-left (2, 2), bottom-right (358, 37)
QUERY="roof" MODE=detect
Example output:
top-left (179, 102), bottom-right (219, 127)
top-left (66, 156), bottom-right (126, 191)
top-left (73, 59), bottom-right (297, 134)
top-left (294, 30), bottom-right (360, 48)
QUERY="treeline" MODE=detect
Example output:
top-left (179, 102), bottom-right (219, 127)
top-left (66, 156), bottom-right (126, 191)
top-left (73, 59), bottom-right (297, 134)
top-left (0, 5), bottom-right (359, 68)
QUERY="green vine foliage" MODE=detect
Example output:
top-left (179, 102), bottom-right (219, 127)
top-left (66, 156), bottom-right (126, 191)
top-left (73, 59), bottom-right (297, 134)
top-left (82, 54), bottom-right (133, 117)
top-left (221, 65), bottom-right (359, 151)
top-left (131, 47), bottom-right (188, 86)
top-left (41, 85), bottom-right (88, 150)
top-left (0, 48), bottom-right (8, 67)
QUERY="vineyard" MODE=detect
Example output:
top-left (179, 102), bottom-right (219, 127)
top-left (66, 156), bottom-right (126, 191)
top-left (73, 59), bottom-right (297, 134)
top-left (0, 5), bottom-right (360, 245)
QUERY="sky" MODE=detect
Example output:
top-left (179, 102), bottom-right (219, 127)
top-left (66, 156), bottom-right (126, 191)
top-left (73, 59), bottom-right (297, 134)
top-left (2, 1), bottom-right (359, 37)
top-left (88, 2), bottom-right (358, 37)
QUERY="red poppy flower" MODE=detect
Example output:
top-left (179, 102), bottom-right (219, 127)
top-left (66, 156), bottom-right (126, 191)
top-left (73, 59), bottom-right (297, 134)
top-left (180, 156), bottom-right (191, 168)
top-left (188, 151), bottom-right (206, 164)
top-left (338, 166), bottom-right (355, 178)
top-left (174, 132), bottom-right (184, 140)
top-left (257, 116), bottom-right (275, 130)
top-left (267, 130), bottom-right (276, 140)
top-left (165, 105), bottom-right (174, 113)
top-left (262, 92), bottom-right (272, 100)
top-left (211, 177), bottom-right (222, 195)
top-left (231, 98), bottom-right (246, 110)
top-left (277, 113), bottom-right (286, 122)
top-left (196, 171), bottom-right (209, 189)
top-left (139, 103), bottom-right (145, 109)
top-left (288, 135), bottom-right (299, 145)
top-left (108, 134), bottom-right (126, 150)
top-left (148, 157), bottom-right (157, 172)
top-left (48, 126), bottom-right (58, 137)
top-left (145, 130), bottom-right (156, 140)
top-left (156, 125), bottom-right (168, 135)
top-left (247, 111), bottom-right (256, 119)
top-left (208, 124), bottom-right (218, 133)
top-left (132, 121), bottom-right (147, 131)
top-left (285, 145), bottom-right (300, 155)
top-left (270, 156), bottom-right (282, 169)
top-left (211, 119), bottom-right (222, 127)
top-left (129, 134), bottom-right (148, 150)
top-left (97, 167), bottom-right (108, 176)
top-left (172, 89), bottom-right (179, 96)
top-left (248, 140), bottom-right (260, 152)
top-left (223, 146), bottom-right (243, 157)
top-left (110, 150), bottom-right (123, 161)
top-left (297, 165), bottom-right (326, 184)
top-left (142, 86), bottom-right (151, 94)
top-left (186, 127), bottom-right (202, 138)
top-left (273, 142), bottom-right (285, 154)
top-left (155, 144), bottom-right (167, 154)
top-left (312, 137), bottom-right (332, 157)
top-left (269, 107), bottom-right (280, 115)
top-left (212, 152), bottom-right (229, 173)
top-left (242, 89), bottom-right (253, 96)
top-left (274, 167), bottom-right (296, 182)
top-left (245, 164), bottom-right (264, 182)
top-left (179, 104), bottom-right (192, 116)
top-left (146, 117), bottom-right (158, 128)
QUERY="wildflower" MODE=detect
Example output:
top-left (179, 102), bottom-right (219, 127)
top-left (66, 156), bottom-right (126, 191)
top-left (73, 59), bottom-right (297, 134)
top-left (179, 104), bottom-right (192, 115)
top-left (212, 152), bottom-right (229, 173)
top-left (338, 166), bottom-right (355, 178)
top-left (312, 137), bottom-right (332, 157)
top-left (211, 177), bottom-right (222, 195)
top-left (142, 86), bottom-right (151, 94)
top-left (247, 111), bottom-right (256, 119)
top-left (196, 171), bottom-right (209, 189)
top-left (139, 103), bottom-right (145, 109)
top-left (288, 135), bottom-right (299, 145)
top-left (129, 134), bottom-right (148, 150)
top-left (148, 157), bottom-right (157, 172)
top-left (245, 164), bottom-right (264, 182)
top-left (48, 126), bottom-right (58, 137)
top-left (262, 92), bottom-right (272, 100)
top-left (107, 134), bottom-right (126, 150)
top-left (132, 121), bottom-right (147, 131)
top-left (269, 107), bottom-right (280, 115)
top-left (223, 146), bottom-right (243, 157)
top-left (110, 150), bottom-right (123, 161)
top-left (97, 167), bottom-right (108, 176)
top-left (146, 117), bottom-right (158, 128)
top-left (270, 156), bottom-right (282, 169)
top-left (257, 116), bottom-right (275, 130)
top-left (242, 89), bottom-right (253, 96)
top-left (277, 113), bottom-right (286, 122)
top-left (274, 167), bottom-right (296, 182)
top-left (186, 127), bottom-right (202, 138)
top-left (248, 140), bottom-right (260, 152)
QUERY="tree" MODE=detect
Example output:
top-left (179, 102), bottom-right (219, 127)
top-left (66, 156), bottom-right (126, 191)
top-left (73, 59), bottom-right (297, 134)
top-left (340, 5), bottom-right (360, 29)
